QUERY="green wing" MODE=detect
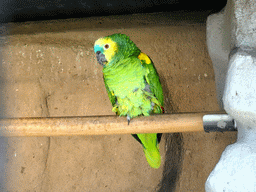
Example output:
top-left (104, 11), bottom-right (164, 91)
top-left (139, 53), bottom-right (164, 108)
top-left (103, 76), bottom-right (116, 107)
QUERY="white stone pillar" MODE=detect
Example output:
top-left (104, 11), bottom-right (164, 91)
top-left (205, 0), bottom-right (256, 191)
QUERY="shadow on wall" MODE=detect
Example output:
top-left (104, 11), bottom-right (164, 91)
top-left (158, 133), bottom-right (183, 192)
top-left (157, 72), bottom-right (183, 191)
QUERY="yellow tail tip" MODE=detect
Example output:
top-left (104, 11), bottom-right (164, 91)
top-left (144, 148), bottom-right (161, 169)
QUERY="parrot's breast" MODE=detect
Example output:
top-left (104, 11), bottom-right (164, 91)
top-left (103, 58), bottom-right (154, 118)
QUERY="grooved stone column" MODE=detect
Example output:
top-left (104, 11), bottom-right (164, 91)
top-left (206, 0), bottom-right (256, 191)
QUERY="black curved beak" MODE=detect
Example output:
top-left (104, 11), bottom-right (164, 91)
top-left (96, 51), bottom-right (108, 66)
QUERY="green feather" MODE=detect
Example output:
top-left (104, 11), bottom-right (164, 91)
top-left (94, 33), bottom-right (164, 169)
top-left (137, 133), bottom-right (161, 169)
top-left (140, 57), bottom-right (164, 107)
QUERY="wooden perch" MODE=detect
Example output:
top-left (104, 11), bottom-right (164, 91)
top-left (0, 113), bottom-right (223, 137)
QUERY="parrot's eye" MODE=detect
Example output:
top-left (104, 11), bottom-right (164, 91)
top-left (104, 44), bottom-right (110, 50)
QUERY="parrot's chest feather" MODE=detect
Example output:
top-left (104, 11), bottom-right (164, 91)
top-left (103, 60), bottom-right (154, 118)
top-left (104, 61), bottom-right (146, 98)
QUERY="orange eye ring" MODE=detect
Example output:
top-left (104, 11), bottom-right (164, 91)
top-left (104, 44), bottom-right (110, 50)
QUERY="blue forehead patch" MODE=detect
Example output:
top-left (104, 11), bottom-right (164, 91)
top-left (94, 45), bottom-right (103, 53)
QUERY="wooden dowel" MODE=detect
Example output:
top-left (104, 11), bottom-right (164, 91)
top-left (0, 113), bottom-right (221, 137)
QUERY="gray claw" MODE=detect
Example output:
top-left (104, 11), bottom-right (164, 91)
top-left (127, 115), bottom-right (131, 125)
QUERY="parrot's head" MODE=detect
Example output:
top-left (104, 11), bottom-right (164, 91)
top-left (94, 33), bottom-right (141, 67)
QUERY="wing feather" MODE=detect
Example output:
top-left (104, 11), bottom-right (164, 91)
top-left (103, 76), bottom-right (117, 107)
top-left (138, 53), bottom-right (164, 108)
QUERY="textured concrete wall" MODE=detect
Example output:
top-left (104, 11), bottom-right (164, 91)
top-left (0, 13), bottom-right (236, 191)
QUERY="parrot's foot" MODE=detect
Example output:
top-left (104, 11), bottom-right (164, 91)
top-left (127, 115), bottom-right (131, 125)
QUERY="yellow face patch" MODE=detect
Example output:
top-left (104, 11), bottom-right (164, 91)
top-left (95, 37), bottom-right (118, 62)
top-left (138, 52), bottom-right (151, 64)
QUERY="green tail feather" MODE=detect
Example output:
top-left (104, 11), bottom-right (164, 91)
top-left (137, 133), bottom-right (161, 169)
top-left (143, 146), bottom-right (161, 169)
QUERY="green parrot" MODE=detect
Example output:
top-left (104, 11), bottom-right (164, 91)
top-left (94, 33), bottom-right (164, 169)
